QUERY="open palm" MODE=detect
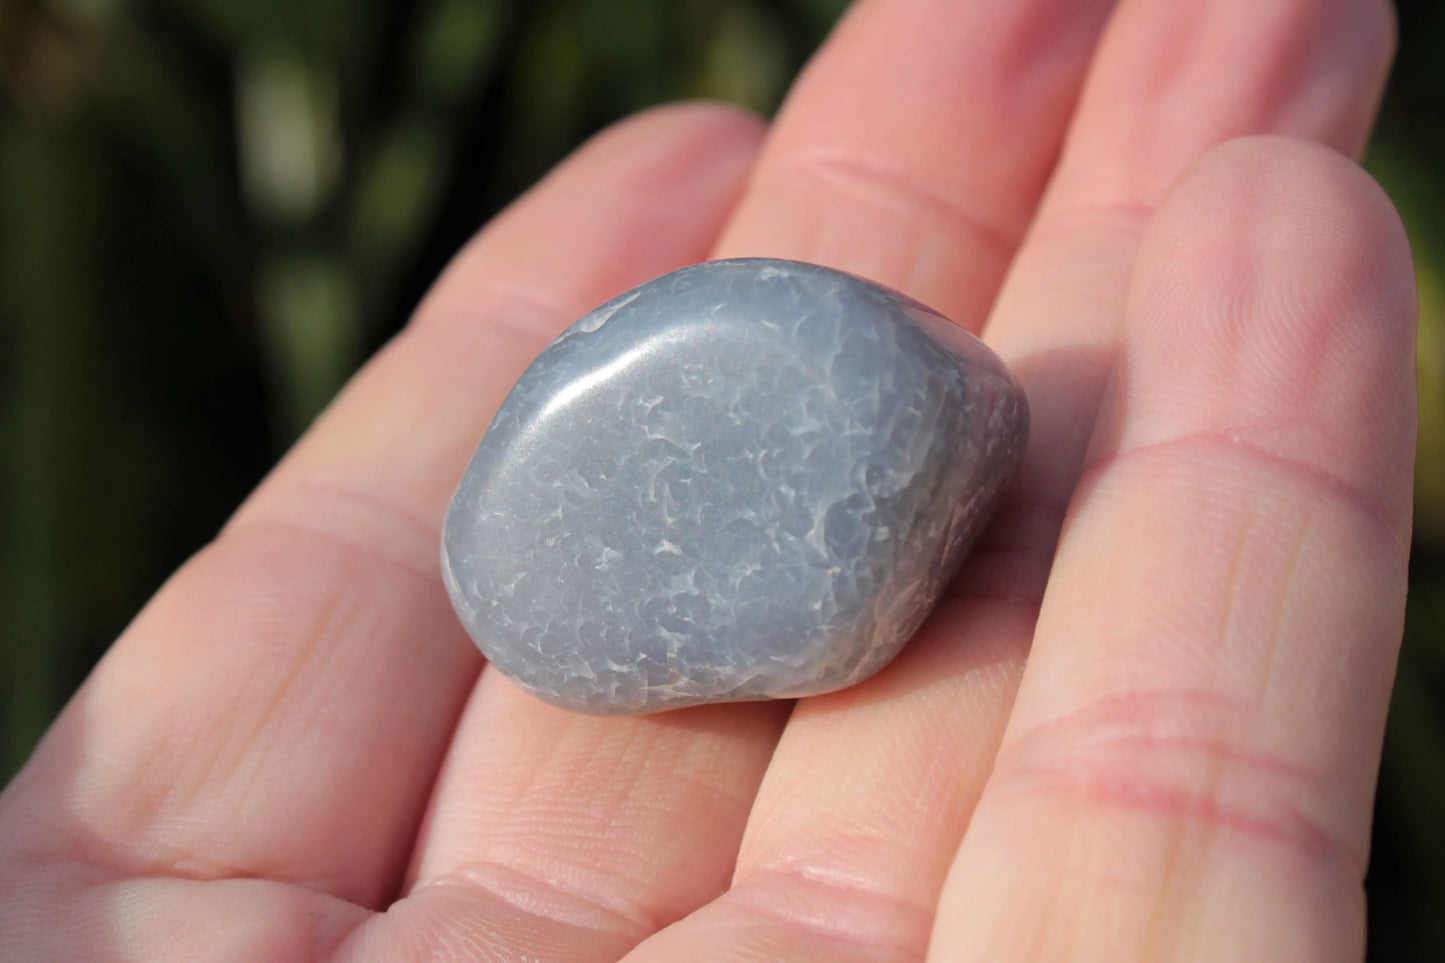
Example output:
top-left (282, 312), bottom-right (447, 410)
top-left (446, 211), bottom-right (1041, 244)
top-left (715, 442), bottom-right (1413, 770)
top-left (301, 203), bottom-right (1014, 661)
top-left (0, 1), bottom-right (1418, 960)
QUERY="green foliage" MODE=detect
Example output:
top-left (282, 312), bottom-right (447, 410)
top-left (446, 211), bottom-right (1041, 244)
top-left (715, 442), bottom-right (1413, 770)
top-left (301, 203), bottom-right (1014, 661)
top-left (0, 0), bottom-right (1440, 957)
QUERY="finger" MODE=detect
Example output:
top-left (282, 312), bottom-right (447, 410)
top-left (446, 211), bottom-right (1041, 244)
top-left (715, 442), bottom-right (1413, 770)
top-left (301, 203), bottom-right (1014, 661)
top-left (0, 104), bottom-right (764, 911)
top-left (631, 2), bottom-right (1399, 960)
top-left (929, 137), bottom-right (1415, 962)
top-left (714, 0), bottom-right (1119, 330)
top-left (987, 0), bottom-right (1396, 601)
top-left (401, 1), bottom-right (1119, 958)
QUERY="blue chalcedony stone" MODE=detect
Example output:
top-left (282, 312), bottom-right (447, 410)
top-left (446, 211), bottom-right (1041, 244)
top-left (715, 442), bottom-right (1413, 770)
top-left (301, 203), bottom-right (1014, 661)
top-left (441, 258), bottom-right (1027, 714)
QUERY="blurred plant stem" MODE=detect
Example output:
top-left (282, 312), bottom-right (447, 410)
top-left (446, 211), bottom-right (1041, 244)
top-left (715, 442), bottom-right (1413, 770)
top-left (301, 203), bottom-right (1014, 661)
top-left (1369, 138), bottom-right (1445, 547)
top-left (257, 252), bottom-right (359, 433)
top-left (1, 117), bottom-right (120, 767)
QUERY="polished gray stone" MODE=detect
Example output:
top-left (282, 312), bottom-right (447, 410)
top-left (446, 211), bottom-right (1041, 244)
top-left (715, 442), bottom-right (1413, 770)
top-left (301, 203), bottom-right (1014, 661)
top-left (441, 258), bottom-right (1027, 714)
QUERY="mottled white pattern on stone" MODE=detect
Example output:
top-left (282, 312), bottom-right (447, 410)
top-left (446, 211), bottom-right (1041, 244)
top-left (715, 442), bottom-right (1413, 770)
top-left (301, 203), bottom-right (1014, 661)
top-left (442, 259), bottom-right (1027, 714)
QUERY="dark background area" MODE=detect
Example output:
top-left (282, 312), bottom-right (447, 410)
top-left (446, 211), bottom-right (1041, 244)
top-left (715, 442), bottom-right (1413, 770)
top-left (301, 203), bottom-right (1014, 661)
top-left (1, 0), bottom-right (1442, 957)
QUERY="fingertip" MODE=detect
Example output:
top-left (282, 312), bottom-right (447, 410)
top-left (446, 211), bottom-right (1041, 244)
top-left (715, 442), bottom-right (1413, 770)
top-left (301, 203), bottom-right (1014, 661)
top-left (417, 100), bottom-right (765, 336)
top-left (578, 100), bottom-right (768, 188)
top-left (1137, 132), bottom-right (1416, 398)
top-left (1147, 134), bottom-right (1415, 335)
top-left (1105, 134), bottom-right (1417, 535)
top-left (600, 98), bottom-right (768, 143)
top-left (634, 99), bottom-right (769, 142)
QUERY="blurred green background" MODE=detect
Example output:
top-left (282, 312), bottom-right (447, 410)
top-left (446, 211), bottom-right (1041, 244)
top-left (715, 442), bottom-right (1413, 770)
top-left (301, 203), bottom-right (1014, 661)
top-left (0, 0), bottom-right (1441, 956)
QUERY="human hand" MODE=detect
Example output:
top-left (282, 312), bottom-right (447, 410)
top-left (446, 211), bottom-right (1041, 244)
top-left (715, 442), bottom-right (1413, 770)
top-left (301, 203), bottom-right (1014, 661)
top-left (0, 1), bottom-right (1416, 960)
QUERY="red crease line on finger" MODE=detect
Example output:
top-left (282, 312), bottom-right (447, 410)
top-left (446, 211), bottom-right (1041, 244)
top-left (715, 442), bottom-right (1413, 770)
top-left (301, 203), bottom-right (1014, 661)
top-left (1075, 430), bottom-right (1410, 551)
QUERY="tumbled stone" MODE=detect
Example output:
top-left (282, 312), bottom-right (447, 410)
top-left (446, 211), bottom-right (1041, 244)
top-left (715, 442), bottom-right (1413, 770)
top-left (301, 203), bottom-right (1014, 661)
top-left (441, 258), bottom-right (1027, 714)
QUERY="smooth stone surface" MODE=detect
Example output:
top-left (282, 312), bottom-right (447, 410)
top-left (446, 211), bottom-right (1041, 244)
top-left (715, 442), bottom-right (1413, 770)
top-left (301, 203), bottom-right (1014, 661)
top-left (442, 258), bottom-right (1027, 714)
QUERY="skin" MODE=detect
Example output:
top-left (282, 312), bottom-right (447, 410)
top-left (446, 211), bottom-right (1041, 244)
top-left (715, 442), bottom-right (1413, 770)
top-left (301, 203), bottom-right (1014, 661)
top-left (0, 0), bottom-right (1418, 960)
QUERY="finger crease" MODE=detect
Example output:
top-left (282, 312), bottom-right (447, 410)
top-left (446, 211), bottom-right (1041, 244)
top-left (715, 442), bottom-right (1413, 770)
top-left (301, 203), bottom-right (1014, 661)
top-left (725, 866), bottom-right (933, 958)
top-left (766, 149), bottom-right (1021, 264)
top-left (1077, 430), bottom-right (1409, 551)
top-left (1025, 196), bottom-right (1155, 251)
top-left (413, 860), bottom-right (657, 945)
top-left (992, 689), bottom-right (1367, 879)
top-left (412, 280), bottom-right (577, 350)
top-left (225, 515), bottom-right (439, 587)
